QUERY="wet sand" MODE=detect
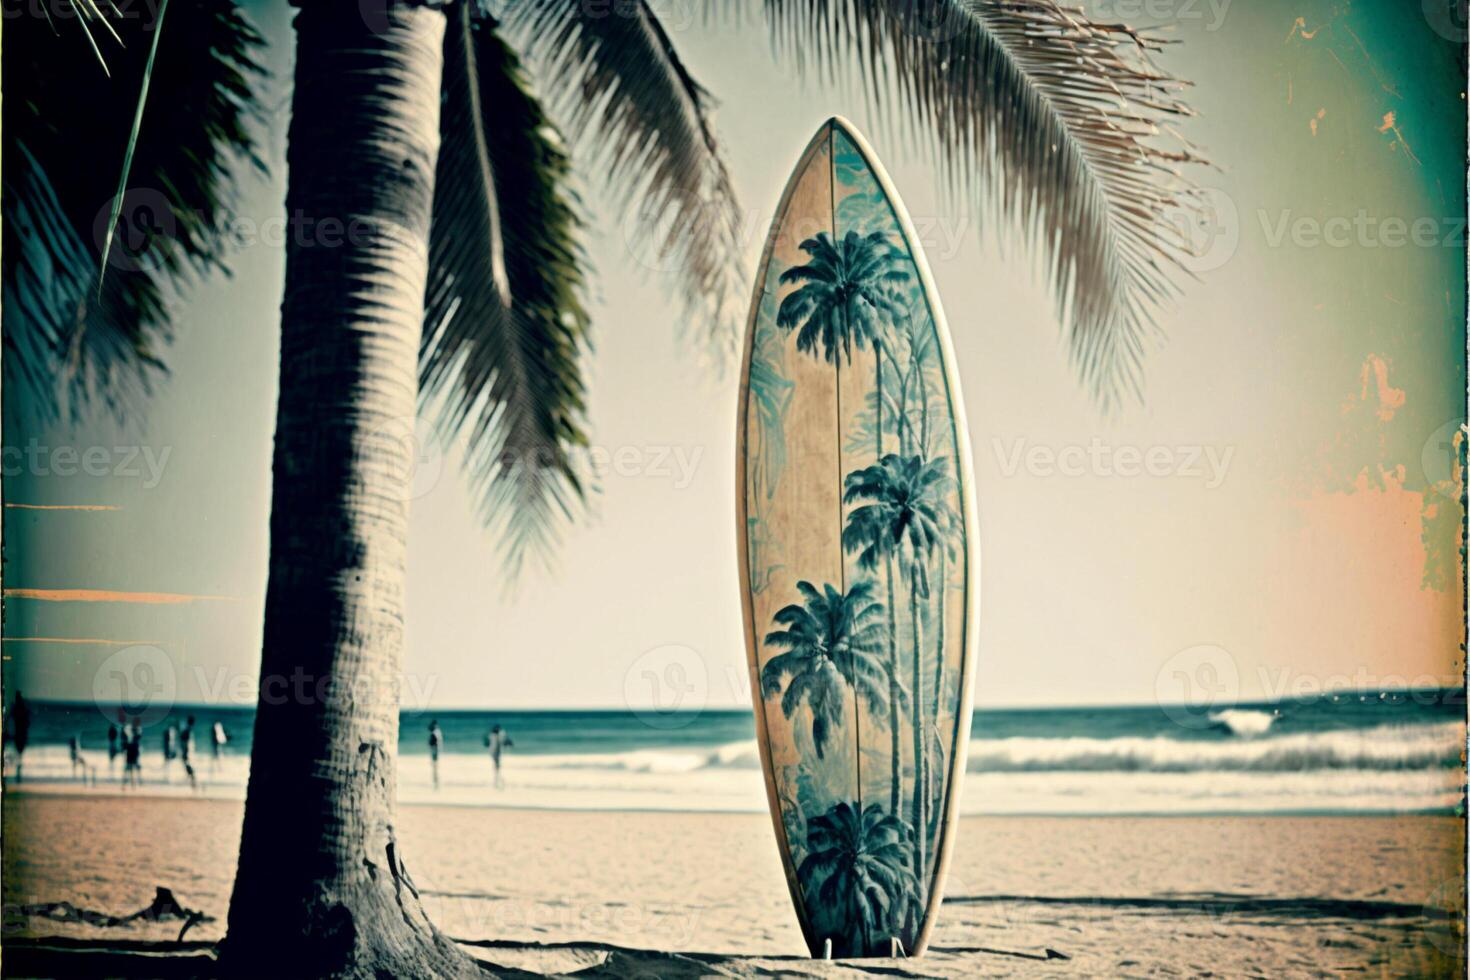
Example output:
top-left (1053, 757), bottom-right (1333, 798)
top-left (3, 794), bottom-right (1464, 976)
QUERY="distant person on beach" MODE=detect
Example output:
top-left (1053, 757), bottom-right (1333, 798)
top-left (163, 724), bottom-right (178, 773)
top-left (107, 716), bottom-right (121, 771)
top-left (123, 719), bottom-right (142, 788)
top-left (117, 720), bottom-right (130, 785)
top-left (7, 691), bottom-right (31, 782)
top-left (69, 735), bottom-right (93, 784)
top-left (428, 720), bottom-right (443, 790)
top-left (484, 724), bottom-right (512, 789)
top-left (210, 721), bottom-right (228, 770)
top-left (179, 717), bottom-right (198, 790)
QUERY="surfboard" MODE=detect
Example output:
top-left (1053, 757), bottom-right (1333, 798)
top-left (736, 117), bottom-right (979, 959)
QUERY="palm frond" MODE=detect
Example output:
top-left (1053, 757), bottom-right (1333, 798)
top-left (423, 10), bottom-right (593, 576)
top-left (60, 0), bottom-right (123, 76)
top-left (503, 0), bottom-right (747, 366)
top-left (750, 0), bottom-right (1208, 409)
top-left (3, 0), bottom-right (268, 423)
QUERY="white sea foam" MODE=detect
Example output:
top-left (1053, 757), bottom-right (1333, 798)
top-left (1209, 708), bottom-right (1277, 737)
top-left (6, 723), bottom-right (1463, 816)
top-left (527, 741), bottom-right (761, 775)
top-left (964, 722), bottom-right (1464, 774)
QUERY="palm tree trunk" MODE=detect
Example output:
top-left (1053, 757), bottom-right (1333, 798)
top-left (875, 337), bottom-right (884, 462)
top-left (912, 313), bottom-right (930, 458)
top-left (908, 578), bottom-right (926, 883)
top-left (874, 338), bottom-right (903, 820)
top-left (883, 554), bottom-right (902, 817)
top-left (221, 2), bottom-right (474, 976)
top-left (929, 547), bottom-right (947, 836)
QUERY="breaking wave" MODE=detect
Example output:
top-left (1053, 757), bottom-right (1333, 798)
top-left (965, 722), bottom-right (1464, 774)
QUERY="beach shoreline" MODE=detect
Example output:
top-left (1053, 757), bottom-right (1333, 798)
top-left (10, 696), bottom-right (1464, 819)
top-left (3, 794), bottom-right (1464, 976)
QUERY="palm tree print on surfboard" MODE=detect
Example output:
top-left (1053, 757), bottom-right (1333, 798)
top-left (737, 118), bottom-right (978, 959)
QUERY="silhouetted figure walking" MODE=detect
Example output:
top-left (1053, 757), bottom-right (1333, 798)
top-left (7, 691), bottom-right (31, 783)
top-left (69, 735), bottom-right (94, 784)
top-left (428, 720), bottom-right (443, 790)
top-left (179, 716), bottom-right (198, 790)
top-left (107, 714), bottom-right (122, 772)
top-left (210, 721), bottom-right (228, 772)
top-left (163, 723), bottom-right (178, 775)
top-left (484, 724), bottom-right (513, 789)
top-left (123, 719), bottom-right (142, 788)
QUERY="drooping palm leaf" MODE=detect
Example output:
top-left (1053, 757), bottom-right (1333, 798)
top-left (502, 0), bottom-right (747, 366)
top-left (423, 9), bottom-right (593, 573)
top-left (3, 0), bottom-right (268, 423)
top-left (748, 0), bottom-right (1207, 409)
top-left (98, 0), bottom-right (173, 289)
top-left (51, 0), bottom-right (124, 76)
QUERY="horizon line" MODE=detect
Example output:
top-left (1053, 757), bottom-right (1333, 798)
top-left (3, 588), bottom-right (237, 604)
top-left (4, 503), bottom-right (121, 511)
top-left (23, 686), bottom-right (1467, 713)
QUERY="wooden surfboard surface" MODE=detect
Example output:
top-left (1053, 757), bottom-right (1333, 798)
top-left (736, 117), bottom-right (979, 959)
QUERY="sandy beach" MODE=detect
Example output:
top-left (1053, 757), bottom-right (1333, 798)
top-left (2, 793), bottom-right (1463, 977)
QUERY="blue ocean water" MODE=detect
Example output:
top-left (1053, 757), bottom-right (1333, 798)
top-left (7, 690), bottom-right (1465, 815)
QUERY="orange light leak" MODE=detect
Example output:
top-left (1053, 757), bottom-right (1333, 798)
top-left (3, 589), bottom-right (235, 605)
top-left (4, 504), bottom-right (121, 511)
top-left (1, 637), bottom-right (162, 646)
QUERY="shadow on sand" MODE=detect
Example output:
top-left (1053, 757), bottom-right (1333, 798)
top-left (3, 936), bottom-right (1069, 978)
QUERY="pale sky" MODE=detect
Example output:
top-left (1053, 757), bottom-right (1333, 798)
top-left (4, 0), bottom-right (1465, 709)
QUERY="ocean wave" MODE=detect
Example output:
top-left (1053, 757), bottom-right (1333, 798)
top-left (442, 721), bottom-right (1464, 779)
top-left (964, 722), bottom-right (1465, 774)
top-left (23, 722), bottom-right (1458, 788)
top-left (7, 736), bottom-right (1463, 815)
top-left (1209, 709), bottom-right (1277, 737)
top-left (522, 741), bottom-right (762, 775)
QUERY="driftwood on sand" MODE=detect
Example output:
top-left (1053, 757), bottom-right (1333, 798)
top-left (5, 887), bottom-right (212, 941)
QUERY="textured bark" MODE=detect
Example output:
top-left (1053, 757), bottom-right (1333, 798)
top-left (220, 1), bottom-right (477, 976)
